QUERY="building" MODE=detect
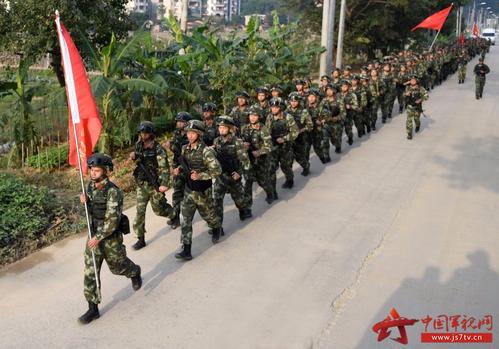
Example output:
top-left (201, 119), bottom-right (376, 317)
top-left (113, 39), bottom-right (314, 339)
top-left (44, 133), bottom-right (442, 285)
top-left (206, 0), bottom-right (240, 21)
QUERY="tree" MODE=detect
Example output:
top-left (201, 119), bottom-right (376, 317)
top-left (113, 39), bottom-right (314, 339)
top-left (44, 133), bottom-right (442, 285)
top-left (0, 0), bottom-right (133, 85)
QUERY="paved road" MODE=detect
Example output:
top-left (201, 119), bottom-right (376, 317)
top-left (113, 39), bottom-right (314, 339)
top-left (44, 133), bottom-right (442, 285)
top-left (1, 48), bottom-right (498, 349)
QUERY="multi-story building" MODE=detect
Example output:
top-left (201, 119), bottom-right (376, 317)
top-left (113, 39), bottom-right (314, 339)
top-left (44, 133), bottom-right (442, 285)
top-left (206, 0), bottom-right (240, 21)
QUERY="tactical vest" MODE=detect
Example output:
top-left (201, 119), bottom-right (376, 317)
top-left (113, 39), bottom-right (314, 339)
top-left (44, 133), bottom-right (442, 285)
top-left (215, 136), bottom-right (240, 175)
top-left (87, 180), bottom-right (120, 235)
top-left (183, 143), bottom-right (212, 191)
top-left (270, 117), bottom-right (288, 145)
top-left (203, 124), bottom-right (218, 147)
top-left (289, 108), bottom-right (305, 129)
top-left (133, 141), bottom-right (159, 183)
top-left (172, 130), bottom-right (189, 166)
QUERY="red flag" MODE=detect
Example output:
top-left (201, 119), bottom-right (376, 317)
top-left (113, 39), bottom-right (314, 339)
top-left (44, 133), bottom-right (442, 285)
top-left (55, 12), bottom-right (101, 173)
top-left (473, 22), bottom-right (480, 37)
top-left (411, 4), bottom-right (454, 32)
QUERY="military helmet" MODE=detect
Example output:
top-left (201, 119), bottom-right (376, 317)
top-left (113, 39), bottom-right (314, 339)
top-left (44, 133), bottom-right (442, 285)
top-left (176, 111), bottom-right (192, 122)
top-left (351, 75), bottom-right (360, 81)
top-left (308, 88), bottom-right (321, 97)
top-left (202, 102), bottom-right (217, 112)
top-left (333, 67), bottom-right (341, 72)
top-left (248, 106), bottom-right (262, 116)
top-left (269, 97), bottom-right (286, 108)
top-left (87, 153), bottom-right (113, 172)
top-left (293, 78), bottom-right (305, 85)
top-left (255, 86), bottom-right (269, 95)
top-left (340, 79), bottom-right (351, 86)
top-left (321, 75), bottom-right (331, 81)
top-left (325, 83), bottom-right (337, 92)
top-left (270, 85), bottom-right (283, 93)
top-left (137, 121), bottom-right (155, 134)
top-left (236, 91), bottom-right (250, 100)
top-left (288, 91), bottom-right (302, 101)
top-left (185, 119), bottom-right (205, 134)
top-left (410, 74), bottom-right (419, 82)
top-left (217, 115), bottom-right (236, 127)
top-left (344, 65), bottom-right (352, 71)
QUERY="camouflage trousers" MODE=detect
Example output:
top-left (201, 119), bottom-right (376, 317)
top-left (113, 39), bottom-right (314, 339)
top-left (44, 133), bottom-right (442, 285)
top-left (133, 182), bottom-right (173, 237)
top-left (396, 88), bottom-right (405, 111)
top-left (406, 106), bottom-right (421, 135)
top-left (475, 77), bottom-right (486, 98)
top-left (244, 156), bottom-right (275, 205)
top-left (310, 128), bottom-right (327, 161)
top-left (180, 186), bottom-right (220, 245)
top-left (458, 65), bottom-right (467, 81)
top-left (370, 101), bottom-right (381, 127)
top-left (269, 143), bottom-right (294, 187)
top-left (343, 113), bottom-right (354, 141)
top-left (171, 174), bottom-right (186, 220)
top-left (84, 233), bottom-right (140, 304)
top-left (214, 172), bottom-right (250, 224)
top-left (381, 93), bottom-right (395, 120)
top-left (353, 110), bottom-right (365, 136)
top-left (323, 122), bottom-right (343, 152)
top-left (293, 133), bottom-right (311, 170)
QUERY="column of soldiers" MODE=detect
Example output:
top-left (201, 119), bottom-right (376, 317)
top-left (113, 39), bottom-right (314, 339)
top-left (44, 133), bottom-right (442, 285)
top-left (78, 38), bottom-right (490, 323)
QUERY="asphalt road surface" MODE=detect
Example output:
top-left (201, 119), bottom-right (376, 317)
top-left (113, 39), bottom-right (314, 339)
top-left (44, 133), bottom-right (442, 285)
top-left (1, 48), bottom-right (498, 349)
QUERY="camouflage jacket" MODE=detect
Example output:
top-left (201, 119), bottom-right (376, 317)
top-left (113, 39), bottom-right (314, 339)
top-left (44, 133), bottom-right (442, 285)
top-left (287, 107), bottom-right (313, 132)
top-left (367, 78), bottom-right (387, 100)
top-left (133, 140), bottom-right (170, 187)
top-left (213, 134), bottom-right (251, 173)
top-left (229, 105), bottom-right (250, 128)
top-left (240, 123), bottom-right (273, 160)
top-left (306, 103), bottom-right (323, 130)
top-left (338, 92), bottom-right (359, 114)
top-left (351, 86), bottom-right (368, 110)
top-left (181, 142), bottom-right (221, 181)
top-left (170, 129), bottom-right (188, 168)
top-left (404, 85), bottom-right (429, 110)
top-left (265, 112), bottom-right (299, 145)
top-left (319, 97), bottom-right (346, 124)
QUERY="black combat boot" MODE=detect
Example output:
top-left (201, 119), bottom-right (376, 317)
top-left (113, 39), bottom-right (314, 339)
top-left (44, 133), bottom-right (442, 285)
top-left (301, 166), bottom-right (310, 176)
top-left (175, 244), bottom-right (192, 260)
top-left (366, 125), bottom-right (371, 133)
top-left (132, 236), bottom-right (146, 250)
top-left (265, 193), bottom-right (275, 204)
top-left (407, 133), bottom-right (413, 140)
top-left (273, 191), bottom-right (279, 200)
top-left (78, 302), bottom-right (100, 324)
top-left (281, 179), bottom-right (294, 189)
top-left (348, 137), bottom-right (353, 146)
top-left (324, 154), bottom-right (331, 163)
top-left (167, 214), bottom-right (180, 229)
top-left (415, 125), bottom-right (420, 133)
top-left (371, 123), bottom-right (376, 131)
top-left (131, 266), bottom-right (142, 291)
top-left (381, 117), bottom-right (386, 124)
top-left (239, 208), bottom-right (252, 221)
top-left (335, 147), bottom-right (342, 154)
top-left (211, 228), bottom-right (221, 244)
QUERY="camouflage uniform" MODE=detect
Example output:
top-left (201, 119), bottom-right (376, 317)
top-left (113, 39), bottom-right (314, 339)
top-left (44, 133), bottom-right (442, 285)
top-left (338, 89), bottom-right (359, 144)
top-left (180, 142), bottom-right (222, 245)
top-left (84, 178), bottom-right (140, 304)
top-left (252, 101), bottom-right (271, 124)
top-left (367, 78), bottom-right (386, 130)
top-left (396, 69), bottom-right (409, 112)
top-left (457, 55), bottom-right (468, 83)
top-left (229, 105), bottom-right (250, 129)
top-left (266, 110), bottom-right (299, 189)
top-left (213, 134), bottom-right (252, 223)
top-left (170, 129), bottom-right (189, 223)
top-left (473, 62), bottom-right (490, 99)
top-left (405, 84), bottom-right (429, 137)
top-left (320, 97), bottom-right (346, 153)
top-left (241, 122), bottom-right (275, 205)
top-left (288, 105), bottom-right (313, 173)
top-left (351, 84), bottom-right (368, 137)
top-left (307, 101), bottom-right (328, 162)
top-left (381, 70), bottom-right (396, 121)
top-left (203, 119), bottom-right (219, 147)
top-left (132, 140), bottom-right (173, 238)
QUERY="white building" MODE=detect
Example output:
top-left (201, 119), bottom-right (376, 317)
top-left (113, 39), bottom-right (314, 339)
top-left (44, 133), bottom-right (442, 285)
top-left (206, 0), bottom-right (240, 21)
top-left (127, 0), bottom-right (149, 14)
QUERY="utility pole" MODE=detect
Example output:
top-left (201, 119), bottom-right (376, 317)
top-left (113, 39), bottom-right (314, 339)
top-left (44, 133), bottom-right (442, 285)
top-left (319, 0), bottom-right (332, 77)
top-left (181, 0), bottom-right (189, 32)
top-left (327, 0), bottom-right (337, 73)
top-left (336, 0), bottom-right (346, 68)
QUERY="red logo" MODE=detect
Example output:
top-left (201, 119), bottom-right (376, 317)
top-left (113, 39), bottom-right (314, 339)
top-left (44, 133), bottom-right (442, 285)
top-left (372, 308), bottom-right (419, 345)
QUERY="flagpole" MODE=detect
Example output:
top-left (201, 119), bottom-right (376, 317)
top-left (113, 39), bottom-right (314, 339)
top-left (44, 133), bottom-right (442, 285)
top-left (429, 30), bottom-right (441, 51)
top-left (55, 11), bottom-right (100, 296)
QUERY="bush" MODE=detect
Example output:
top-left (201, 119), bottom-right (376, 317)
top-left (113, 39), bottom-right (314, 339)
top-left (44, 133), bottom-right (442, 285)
top-left (0, 173), bottom-right (53, 247)
top-left (25, 144), bottom-right (69, 169)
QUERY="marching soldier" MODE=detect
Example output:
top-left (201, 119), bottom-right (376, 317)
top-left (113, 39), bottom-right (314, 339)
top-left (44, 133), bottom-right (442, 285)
top-left (130, 121), bottom-right (173, 250)
top-left (404, 75), bottom-right (429, 140)
top-left (78, 153), bottom-right (141, 324)
top-left (213, 116), bottom-right (253, 224)
top-left (202, 102), bottom-right (219, 147)
top-left (307, 88), bottom-right (329, 163)
top-left (351, 76), bottom-right (368, 138)
top-left (360, 76), bottom-right (373, 134)
top-left (473, 57), bottom-right (490, 99)
top-left (396, 64), bottom-right (409, 113)
top-left (229, 91), bottom-right (251, 128)
top-left (381, 62), bottom-right (396, 123)
top-left (166, 112), bottom-right (191, 230)
top-left (266, 97), bottom-right (299, 191)
top-left (253, 86), bottom-right (271, 123)
top-left (288, 92), bottom-right (313, 176)
top-left (174, 120), bottom-right (223, 260)
top-left (367, 69), bottom-right (386, 130)
top-left (241, 107), bottom-right (276, 205)
top-left (338, 80), bottom-right (358, 145)
top-left (320, 85), bottom-right (346, 155)
top-left (457, 51), bottom-right (468, 84)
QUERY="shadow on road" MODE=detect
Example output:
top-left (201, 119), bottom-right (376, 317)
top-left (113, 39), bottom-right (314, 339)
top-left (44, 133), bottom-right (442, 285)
top-left (352, 249), bottom-right (499, 349)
